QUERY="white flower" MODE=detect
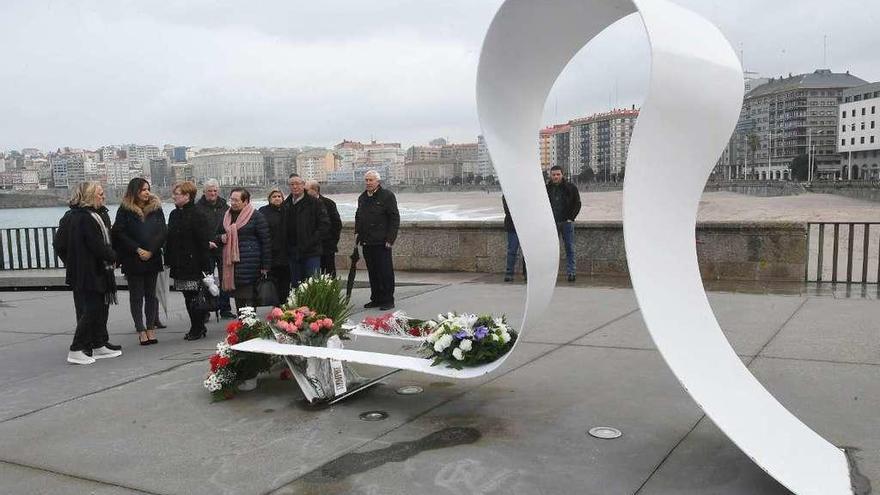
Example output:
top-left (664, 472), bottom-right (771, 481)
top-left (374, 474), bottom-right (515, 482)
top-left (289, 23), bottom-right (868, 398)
top-left (459, 339), bottom-right (472, 352)
top-left (426, 331), bottom-right (439, 343)
top-left (433, 333), bottom-right (454, 352)
top-left (501, 332), bottom-right (511, 344)
top-left (493, 317), bottom-right (505, 328)
top-left (452, 348), bottom-right (464, 360)
top-left (491, 333), bottom-right (500, 342)
top-left (425, 320), bottom-right (438, 329)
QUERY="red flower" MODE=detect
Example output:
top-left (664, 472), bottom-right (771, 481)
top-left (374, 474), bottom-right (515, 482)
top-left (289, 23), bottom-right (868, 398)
top-left (280, 369), bottom-right (292, 381)
top-left (209, 354), bottom-right (231, 372)
top-left (409, 327), bottom-right (422, 336)
top-left (227, 333), bottom-right (240, 345)
top-left (226, 320), bottom-right (243, 334)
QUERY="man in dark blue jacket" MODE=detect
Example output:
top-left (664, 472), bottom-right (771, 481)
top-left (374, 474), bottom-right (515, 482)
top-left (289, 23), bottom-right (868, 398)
top-left (547, 165), bottom-right (581, 281)
top-left (355, 170), bottom-right (400, 310)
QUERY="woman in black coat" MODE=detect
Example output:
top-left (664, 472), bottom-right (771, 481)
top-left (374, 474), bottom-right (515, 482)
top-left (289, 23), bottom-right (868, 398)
top-left (112, 178), bottom-right (167, 345)
top-left (59, 182), bottom-right (122, 365)
top-left (258, 188), bottom-right (290, 304)
top-left (219, 187), bottom-right (270, 310)
top-left (165, 181), bottom-right (213, 340)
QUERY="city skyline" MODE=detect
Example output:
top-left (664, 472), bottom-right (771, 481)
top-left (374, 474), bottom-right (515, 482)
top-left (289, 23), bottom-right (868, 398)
top-left (1, 0), bottom-right (879, 151)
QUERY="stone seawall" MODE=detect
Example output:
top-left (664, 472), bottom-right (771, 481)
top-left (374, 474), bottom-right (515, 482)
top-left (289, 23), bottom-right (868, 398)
top-left (808, 181), bottom-right (880, 203)
top-left (335, 221), bottom-right (807, 282)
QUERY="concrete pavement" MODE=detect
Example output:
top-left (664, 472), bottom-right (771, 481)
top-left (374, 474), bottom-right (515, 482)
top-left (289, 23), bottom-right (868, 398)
top-left (0, 275), bottom-right (876, 494)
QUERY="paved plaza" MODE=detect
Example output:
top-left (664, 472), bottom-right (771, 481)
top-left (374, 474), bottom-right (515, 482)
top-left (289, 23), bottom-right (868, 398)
top-left (0, 273), bottom-right (877, 494)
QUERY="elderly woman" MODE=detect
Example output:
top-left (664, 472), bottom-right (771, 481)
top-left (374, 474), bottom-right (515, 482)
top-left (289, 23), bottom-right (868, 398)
top-left (58, 182), bottom-right (121, 364)
top-left (112, 178), bottom-right (167, 345)
top-left (219, 187), bottom-right (270, 310)
top-left (258, 188), bottom-right (290, 303)
top-left (165, 181), bottom-right (212, 340)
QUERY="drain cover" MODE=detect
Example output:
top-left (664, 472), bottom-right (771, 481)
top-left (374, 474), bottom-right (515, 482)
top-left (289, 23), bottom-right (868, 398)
top-left (588, 427), bottom-right (622, 439)
top-left (396, 385), bottom-right (424, 395)
top-left (359, 411), bottom-right (389, 421)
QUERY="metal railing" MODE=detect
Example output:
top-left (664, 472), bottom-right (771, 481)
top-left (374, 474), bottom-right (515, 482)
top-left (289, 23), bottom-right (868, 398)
top-left (806, 222), bottom-right (880, 284)
top-left (0, 227), bottom-right (63, 270)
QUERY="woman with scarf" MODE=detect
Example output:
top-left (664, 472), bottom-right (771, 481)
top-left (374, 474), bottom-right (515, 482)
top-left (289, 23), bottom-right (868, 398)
top-left (258, 188), bottom-right (289, 303)
top-left (61, 182), bottom-right (121, 365)
top-left (218, 187), bottom-right (270, 310)
top-left (165, 181), bottom-right (213, 341)
top-left (112, 178), bottom-right (167, 345)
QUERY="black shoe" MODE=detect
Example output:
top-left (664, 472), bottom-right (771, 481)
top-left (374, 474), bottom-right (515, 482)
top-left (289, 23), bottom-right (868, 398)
top-left (83, 348), bottom-right (93, 357)
top-left (379, 303), bottom-right (395, 311)
top-left (103, 342), bottom-right (123, 351)
top-left (567, 274), bottom-right (576, 282)
top-left (184, 330), bottom-right (206, 341)
top-left (138, 333), bottom-right (150, 346)
top-left (148, 339), bottom-right (158, 345)
top-left (363, 301), bottom-right (380, 309)
top-left (219, 311), bottom-right (235, 319)
top-left (504, 275), bottom-right (513, 282)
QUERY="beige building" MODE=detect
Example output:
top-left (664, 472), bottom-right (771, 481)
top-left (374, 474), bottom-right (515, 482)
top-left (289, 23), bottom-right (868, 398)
top-left (296, 149), bottom-right (340, 182)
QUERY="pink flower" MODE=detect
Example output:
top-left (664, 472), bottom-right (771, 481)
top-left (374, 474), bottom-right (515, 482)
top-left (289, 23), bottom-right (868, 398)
top-left (267, 307), bottom-right (284, 320)
top-left (323, 318), bottom-right (333, 328)
top-left (309, 322), bottom-right (320, 332)
top-left (295, 317), bottom-right (303, 327)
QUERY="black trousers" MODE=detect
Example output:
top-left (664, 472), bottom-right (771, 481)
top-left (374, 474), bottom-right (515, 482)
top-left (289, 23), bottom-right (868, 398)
top-left (182, 291), bottom-right (208, 334)
top-left (70, 290), bottom-right (109, 352)
top-left (320, 254), bottom-right (337, 278)
top-left (362, 244), bottom-right (395, 304)
top-left (127, 272), bottom-right (158, 332)
top-left (269, 265), bottom-right (291, 304)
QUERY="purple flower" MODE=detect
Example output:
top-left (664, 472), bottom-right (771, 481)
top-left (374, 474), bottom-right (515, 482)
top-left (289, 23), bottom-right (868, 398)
top-left (454, 330), bottom-right (469, 340)
top-left (473, 326), bottom-right (489, 341)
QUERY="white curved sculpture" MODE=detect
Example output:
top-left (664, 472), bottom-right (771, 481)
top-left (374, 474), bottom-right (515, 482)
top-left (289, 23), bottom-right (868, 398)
top-left (477, 0), bottom-right (853, 493)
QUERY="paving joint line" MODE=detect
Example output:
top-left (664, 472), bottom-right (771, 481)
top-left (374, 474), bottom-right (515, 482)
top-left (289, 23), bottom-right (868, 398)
top-left (634, 296), bottom-right (810, 493)
top-left (262, 306), bottom-right (641, 494)
top-left (0, 360), bottom-right (204, 425)
top-left (0, 459), bottom-right (164, 495)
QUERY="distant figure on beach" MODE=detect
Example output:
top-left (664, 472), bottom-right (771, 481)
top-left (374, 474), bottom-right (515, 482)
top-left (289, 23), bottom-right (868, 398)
top-left (547, 165), bottom-right (581, 282)
top-left (282, 174), bottom-right (330, 287)
top-left (306, 180), bottom-right (342, 278)
top-left (165, 181), bottom-right (212, 341)
top-left (197, 179), bottom-right (233, 318)
top-left (55, 182), bottom-right (122, 365)
top-left (112, 178), bottom-right (167, 346)
top-left (355, 170), bottom-right (400, 310)
top-left (258, 188), bottom-right (289, 304)
top-left (502, 195), bottom-right (526, 282)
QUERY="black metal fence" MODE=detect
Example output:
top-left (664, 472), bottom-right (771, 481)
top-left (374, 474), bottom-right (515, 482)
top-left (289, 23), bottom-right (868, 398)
top-left (806, 222), bottom-right (880, 284)
top-left (0, 227), bottom-right (63, 270)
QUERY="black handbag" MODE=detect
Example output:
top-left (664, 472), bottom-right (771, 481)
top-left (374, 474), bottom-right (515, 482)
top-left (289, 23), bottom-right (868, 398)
top-left (254, 273), bottom-right (279, 307)
top-left (193, 284), bottom-right (220, 312)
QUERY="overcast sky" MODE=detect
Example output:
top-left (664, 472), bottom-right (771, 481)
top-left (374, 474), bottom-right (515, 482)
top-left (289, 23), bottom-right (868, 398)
top-left (1, 0), bottom-right (877, 152)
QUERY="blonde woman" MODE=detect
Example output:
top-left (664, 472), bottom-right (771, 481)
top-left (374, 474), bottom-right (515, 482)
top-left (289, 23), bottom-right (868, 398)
top-left (57, 182), bottom-right (121, 364)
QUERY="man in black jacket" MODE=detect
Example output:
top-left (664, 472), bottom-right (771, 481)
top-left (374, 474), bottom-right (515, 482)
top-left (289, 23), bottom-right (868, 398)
top-left (282, 174), bottom-right (331, 287)
top-left (547, 165), bottom-right (581, 282)
top-left (196, 179), bottom-right (232, 317)
top-left (306, 180), bottom-right (342, 277)
top-left (355, 170), bottom-right (400, 310)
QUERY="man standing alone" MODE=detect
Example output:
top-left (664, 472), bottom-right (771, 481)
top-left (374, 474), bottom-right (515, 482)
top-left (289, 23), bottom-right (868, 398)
top-left (355, 170), bottom-right (399, 310)
top-left (547, 165), bottom-right (581, 282)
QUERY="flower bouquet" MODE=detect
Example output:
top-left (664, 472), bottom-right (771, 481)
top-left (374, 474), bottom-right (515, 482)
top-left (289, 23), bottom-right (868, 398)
top-left (264, 274), bottom-right (361, 403)
top-left (353, 311), bottom-right (436, 338)
top-left (421, 313), bottom-right (517, 370)
top-left (204, 307), bottom-right (275, 401)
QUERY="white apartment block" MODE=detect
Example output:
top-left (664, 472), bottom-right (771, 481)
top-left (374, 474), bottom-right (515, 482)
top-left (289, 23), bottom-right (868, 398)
top-left (839, 82), bottom-right (880, 179)
top-left (191, 151), bottom-right (264, 185)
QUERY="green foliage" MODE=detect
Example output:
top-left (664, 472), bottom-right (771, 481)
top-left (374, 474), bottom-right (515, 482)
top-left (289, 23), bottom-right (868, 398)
top-left (287, 274), bottom-right (352, 333)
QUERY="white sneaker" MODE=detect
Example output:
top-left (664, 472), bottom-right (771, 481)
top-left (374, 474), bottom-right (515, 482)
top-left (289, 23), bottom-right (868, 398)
top-left (67, 350), bottom-right (96, 365)
top-left (92, 346), bottom-right (122, 359)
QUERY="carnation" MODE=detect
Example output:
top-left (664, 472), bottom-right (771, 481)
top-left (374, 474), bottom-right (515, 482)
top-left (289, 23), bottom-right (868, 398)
top-left (459, 339), bottom-right (473, 352)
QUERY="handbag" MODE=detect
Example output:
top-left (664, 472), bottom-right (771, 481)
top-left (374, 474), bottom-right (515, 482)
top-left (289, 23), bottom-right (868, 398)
top-left (254, 273), bottom-right (279, 307)
top-left (193, 283), bottom-right (220, 312)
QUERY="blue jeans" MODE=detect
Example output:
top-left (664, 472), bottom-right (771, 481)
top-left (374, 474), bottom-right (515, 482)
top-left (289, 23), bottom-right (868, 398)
top-left (505, 231), bottom-right (526, 277)
top-left (557, 221), bottom-right (576, 276)
top-left (288, 248), bottom-right (321, 288)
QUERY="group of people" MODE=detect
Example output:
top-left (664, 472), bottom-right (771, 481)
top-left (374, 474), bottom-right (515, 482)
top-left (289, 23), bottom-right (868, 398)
top-left (55, 170), bottom-right (401, 365)
top-left (503, 165), bottom-right (582, 282)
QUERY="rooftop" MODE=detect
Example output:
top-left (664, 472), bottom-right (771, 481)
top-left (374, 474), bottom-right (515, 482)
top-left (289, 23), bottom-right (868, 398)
top-left (745, 69), bottom-right (868, 99)
top-left (0, 272), bottom-right (876, 494)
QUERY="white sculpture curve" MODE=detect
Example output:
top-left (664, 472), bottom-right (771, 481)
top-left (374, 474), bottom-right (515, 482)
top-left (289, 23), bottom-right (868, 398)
top-left (476, 0), bottom-right (853, 493)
